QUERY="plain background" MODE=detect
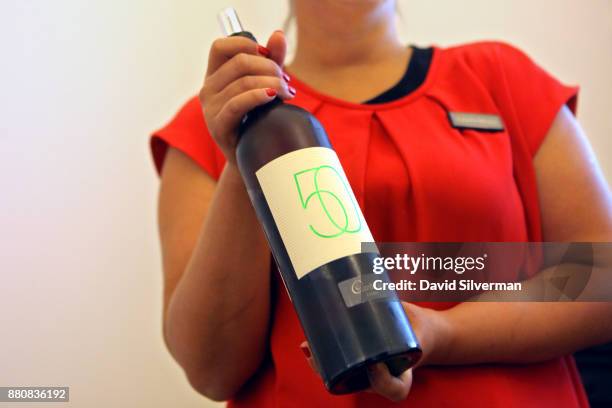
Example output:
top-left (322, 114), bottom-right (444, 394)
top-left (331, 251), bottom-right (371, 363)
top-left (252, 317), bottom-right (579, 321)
top-left (1, 0), bottom-right (610, 406)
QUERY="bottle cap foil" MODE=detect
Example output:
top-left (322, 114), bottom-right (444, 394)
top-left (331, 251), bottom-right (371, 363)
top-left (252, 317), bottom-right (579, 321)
top-left (218, 7), bottom-right (244, 36)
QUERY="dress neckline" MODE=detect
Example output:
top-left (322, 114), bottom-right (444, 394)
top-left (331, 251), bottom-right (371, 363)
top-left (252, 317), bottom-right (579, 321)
top-left (285, 46), bottom-right (441, 111)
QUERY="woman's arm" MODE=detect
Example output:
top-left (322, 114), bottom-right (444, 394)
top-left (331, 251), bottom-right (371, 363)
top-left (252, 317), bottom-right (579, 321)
top-left (427, 106), bottom-right (612, 365)
top-left (431, 302), bottom-right (612, 364)
top-left (159, 149), bottom-right (271, 401)
top-left (158, 31), bottom-right (292, 401)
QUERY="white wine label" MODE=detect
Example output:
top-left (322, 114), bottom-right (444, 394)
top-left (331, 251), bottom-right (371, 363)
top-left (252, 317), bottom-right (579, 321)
top-left (256, 147), bottom-right (374, 279)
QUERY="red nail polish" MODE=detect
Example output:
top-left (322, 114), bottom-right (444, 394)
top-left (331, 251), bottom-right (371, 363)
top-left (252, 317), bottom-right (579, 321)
top-left (288, 86), bottom-right (296, 96)
top-left (283, 72), bottom-right (291, 82)
top-left (300, 344), bottom-right (311, 358)
top-left (265, 88), bottom-right (277, 97)
top-left (274, 29), bottom-right (284, 35)
top-left (257, 45), bottom-right (270, 57)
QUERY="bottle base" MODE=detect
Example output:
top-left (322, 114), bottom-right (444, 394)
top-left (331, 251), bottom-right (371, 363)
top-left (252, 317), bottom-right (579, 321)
top-left (325, 348), bottom-right (422, 395)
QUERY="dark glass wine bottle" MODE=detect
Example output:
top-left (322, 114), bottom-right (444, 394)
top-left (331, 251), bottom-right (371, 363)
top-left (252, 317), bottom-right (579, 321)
top-left (218, 8), bottom-right (421, 394)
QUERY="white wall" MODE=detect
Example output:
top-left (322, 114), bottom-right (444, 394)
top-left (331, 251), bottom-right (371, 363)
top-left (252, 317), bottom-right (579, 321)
top-left (1, 1), bottom-right (610, 407)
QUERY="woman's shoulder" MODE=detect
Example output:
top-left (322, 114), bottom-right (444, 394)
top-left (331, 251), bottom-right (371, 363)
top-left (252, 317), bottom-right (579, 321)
top-left (432, 40), bottom-right (578, 157)
top-left (435, 40), bottom-right (541, 84)
top-left (440, 40), bottom-right (532, 64)
top-left (432, 39), bottom-right (576, 116)
top-left (151, 96), bottom-right (224, 178)
top-left (427, 40), bottom-right (555, 112)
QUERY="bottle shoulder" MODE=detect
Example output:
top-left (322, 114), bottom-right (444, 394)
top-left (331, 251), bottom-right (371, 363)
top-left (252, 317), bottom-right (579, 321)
top-left (241, 101), bottom-right (323, 137)
top-left (236, 101), bottom-right (331, 170)
top-left (252, 100), bottom-right (314, 124)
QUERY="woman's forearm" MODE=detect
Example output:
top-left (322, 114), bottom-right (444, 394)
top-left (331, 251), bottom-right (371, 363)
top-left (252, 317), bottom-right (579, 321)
top-left (165, 163), bottom-right (271, 400)
top-left (434, 301), bottom-right (612, 365)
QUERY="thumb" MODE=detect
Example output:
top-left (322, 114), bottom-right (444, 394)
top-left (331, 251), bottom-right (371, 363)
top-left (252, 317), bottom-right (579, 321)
top-left (266, 30), bottom-right (287, 68)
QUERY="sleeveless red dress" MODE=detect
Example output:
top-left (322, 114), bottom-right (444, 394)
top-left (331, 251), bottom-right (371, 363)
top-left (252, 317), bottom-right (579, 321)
top-left (151, 42), bottom-right (586, 407)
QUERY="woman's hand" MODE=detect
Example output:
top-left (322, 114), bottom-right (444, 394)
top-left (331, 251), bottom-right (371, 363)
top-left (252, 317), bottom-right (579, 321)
top-left (299, 302), bottom-right (453, 402)
top-left (199, 30), bottom-right (295, 165)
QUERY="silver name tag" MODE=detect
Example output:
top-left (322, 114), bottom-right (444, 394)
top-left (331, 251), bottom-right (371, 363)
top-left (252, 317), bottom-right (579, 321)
top-left (448, 112), bottom-right (505, 132)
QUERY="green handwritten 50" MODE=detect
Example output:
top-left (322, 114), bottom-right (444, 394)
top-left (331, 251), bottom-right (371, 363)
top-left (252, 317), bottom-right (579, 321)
top-left (293, 165), bottom-right (362, 238)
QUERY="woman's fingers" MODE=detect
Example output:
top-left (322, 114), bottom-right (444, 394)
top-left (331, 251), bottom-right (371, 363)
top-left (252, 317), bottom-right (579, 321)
top-left (214, 88), bottom-right (278, 140)
top-left (299, 342), bottom-right (320, 374)
top-left (200, 30), bottom-right (288, 164)
top-left (207, 36), bottom-right (269, 74)
top-left (367, 364), bottom-right (413, 402)
top-left (299, 342), bottom-right (413, 402)
top-left (266, 30), bottom-right (287, 67)
top-left (205, 53), bottom-right (285, 94)
top-left (218, 75), bottom-right (294, 103)
top-left (211, 72), bottom-right (295, 148)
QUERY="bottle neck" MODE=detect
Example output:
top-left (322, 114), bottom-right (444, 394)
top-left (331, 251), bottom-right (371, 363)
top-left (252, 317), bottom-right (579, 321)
top-left (239, 96), bottom-right (284, 136)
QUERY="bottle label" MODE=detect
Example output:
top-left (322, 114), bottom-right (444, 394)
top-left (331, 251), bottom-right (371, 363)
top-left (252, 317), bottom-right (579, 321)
top-left (256, 147), bottom-right (374, 279)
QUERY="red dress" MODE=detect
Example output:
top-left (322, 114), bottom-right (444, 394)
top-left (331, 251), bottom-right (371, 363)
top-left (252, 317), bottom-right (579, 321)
top-left (151, 42), bottom-right (586, 407)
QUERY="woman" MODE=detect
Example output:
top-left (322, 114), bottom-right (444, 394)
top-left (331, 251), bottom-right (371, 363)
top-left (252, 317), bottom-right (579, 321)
top-left (150, 1), bottom-right (612, 406)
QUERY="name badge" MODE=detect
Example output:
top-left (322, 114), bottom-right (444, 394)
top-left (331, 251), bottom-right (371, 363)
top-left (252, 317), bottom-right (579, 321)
top-left (448, 112), bottom-right (505, 132)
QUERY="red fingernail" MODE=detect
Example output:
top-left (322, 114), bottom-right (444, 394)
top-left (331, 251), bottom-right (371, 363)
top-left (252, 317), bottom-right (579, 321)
top-left (257, 45), bottom-right (270, 57)
top-left (265, 88), bottom-right (277, 97)
top-left (274, 29), bottom-right (284, 35)
top-left (288, 86), bottom-right (296, 96)
top-left (283, 72), bottom-right (291, 82)
top-left (300, 344), bottom-right (311, 358)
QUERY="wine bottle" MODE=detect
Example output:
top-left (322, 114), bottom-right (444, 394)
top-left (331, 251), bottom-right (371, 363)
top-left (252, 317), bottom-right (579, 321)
top-left (218, 8), bottom-right (421, 394)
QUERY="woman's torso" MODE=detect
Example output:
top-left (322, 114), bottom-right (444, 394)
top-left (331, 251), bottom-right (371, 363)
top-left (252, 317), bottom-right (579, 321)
top-left (150, 41), bottom-right (584, 408)
top-left (228, 41), bottom-right (585, 408)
